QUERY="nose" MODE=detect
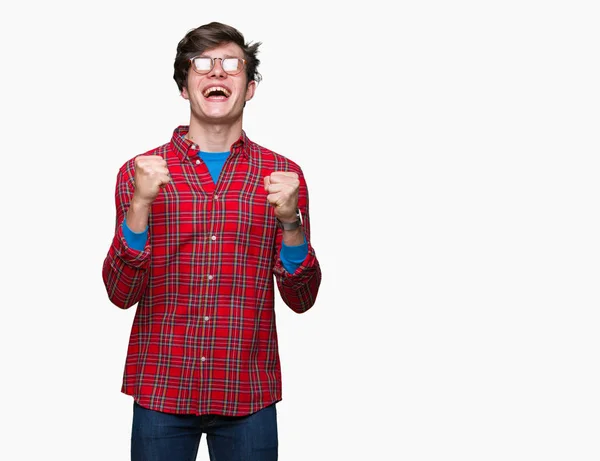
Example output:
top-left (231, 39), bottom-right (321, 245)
top-left (209, 58), bottom-right (226, 78)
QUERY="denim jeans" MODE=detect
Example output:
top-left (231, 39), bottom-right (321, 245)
top-left (131, 401), bottom-right (278, 461)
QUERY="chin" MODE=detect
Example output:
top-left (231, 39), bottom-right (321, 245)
top-left (206, 108), bottom-right (243, 120)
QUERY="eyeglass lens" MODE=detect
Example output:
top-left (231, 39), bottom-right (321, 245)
top-left (192, 57), bottom-right (243, 74)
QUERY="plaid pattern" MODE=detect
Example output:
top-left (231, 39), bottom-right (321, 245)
top-left (102, 126), bottom-right (321, 416)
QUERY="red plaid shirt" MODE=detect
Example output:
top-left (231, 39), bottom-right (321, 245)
top-left (102, 126), bottom-right (321, 416)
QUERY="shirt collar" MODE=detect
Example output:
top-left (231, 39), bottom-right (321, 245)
top-left (171, 125), bottom-right (251, 162)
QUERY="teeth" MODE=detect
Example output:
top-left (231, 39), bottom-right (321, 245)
top-left (203, 86), bottom-right (230, 97)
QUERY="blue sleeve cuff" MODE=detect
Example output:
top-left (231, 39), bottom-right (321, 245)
top-left (122, 220), bottom-right (148, 252)
top-left (280, 238), bottom-right (308, 274)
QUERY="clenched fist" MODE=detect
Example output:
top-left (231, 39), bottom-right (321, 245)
top-left (132, 155), bottom-right (171, 206)
top-left (264, 172), bottom-right (299, 222)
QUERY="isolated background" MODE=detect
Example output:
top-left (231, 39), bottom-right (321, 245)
top-left (1, 0), bottom-right (599, 460)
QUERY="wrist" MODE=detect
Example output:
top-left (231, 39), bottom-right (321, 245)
top-left (277, 215), bottom-right (298, 224)
top-left (130, 195), bottom-right (153, 211)
top-left (276, 208), bottom-right (302, 231)
top-left (126, 198), bottom-right (151, 233)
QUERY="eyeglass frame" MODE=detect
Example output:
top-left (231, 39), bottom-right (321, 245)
top-left (189, 56), bottom-right (247, 76)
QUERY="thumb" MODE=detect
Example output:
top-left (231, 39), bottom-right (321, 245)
top-left (263, 175), bottom-right (271, 192)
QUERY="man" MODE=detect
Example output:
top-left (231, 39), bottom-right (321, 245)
top-left (102, 22), bottom-right (321, 461)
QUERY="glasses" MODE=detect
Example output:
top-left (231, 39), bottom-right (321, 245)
top-left (190, 56), bottom-right (246, 76)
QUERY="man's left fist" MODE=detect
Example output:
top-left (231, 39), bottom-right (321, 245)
top-left (264, 171), bottom-right (299, 222)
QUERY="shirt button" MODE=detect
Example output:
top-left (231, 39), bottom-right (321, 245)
top-left (192, 144), bottom-right (198, 149)
top-left (201, 356), bottom-right (206, 362)
top-left (214, 194), bottom-right (219, 200)
top-left (195, 159), bottom-right (201, 165)
top-left (207, 275), bottom-right (213, 281)
top-left (204, 316), bottom-right (210, 322)
top-left (210, 235), bottom-right (217, 241)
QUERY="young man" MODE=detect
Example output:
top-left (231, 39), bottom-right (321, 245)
top-left (102, 22), bottom-right (321, 461)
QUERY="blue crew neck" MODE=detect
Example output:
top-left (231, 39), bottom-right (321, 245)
top-left (199, 150), bottom-right (229, 157)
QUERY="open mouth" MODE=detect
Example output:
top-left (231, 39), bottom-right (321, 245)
top-left (203, 86), bottom-right (231, 100)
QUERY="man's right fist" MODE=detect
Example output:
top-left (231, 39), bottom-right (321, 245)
top-left (132, 155), bottom-right (171, 205)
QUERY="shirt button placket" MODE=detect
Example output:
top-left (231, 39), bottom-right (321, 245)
top-left (203, 190), bottom-right (219, 389)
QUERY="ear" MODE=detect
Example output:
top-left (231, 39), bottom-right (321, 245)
top-left (245, 80), bottom-right (256, 102)
top-left (181, 86), bottom-right (190, 100)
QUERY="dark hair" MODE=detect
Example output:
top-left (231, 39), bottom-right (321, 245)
top-left (173, 22), bottom-right (262, 91)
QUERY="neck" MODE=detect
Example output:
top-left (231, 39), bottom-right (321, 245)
top-left (186, 116), bottom-right (243, 152)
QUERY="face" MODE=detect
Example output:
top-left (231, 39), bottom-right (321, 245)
top-left (181, 42), bottom-right (256, 125)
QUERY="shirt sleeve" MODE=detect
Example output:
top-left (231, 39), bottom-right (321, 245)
top-left (273, 172), bottom-right (321, 313)
top-left (102, 165), bottom-right (152, 309)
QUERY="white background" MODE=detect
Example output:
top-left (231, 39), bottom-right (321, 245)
top-left (1, 0), bottom-right (599, 460)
